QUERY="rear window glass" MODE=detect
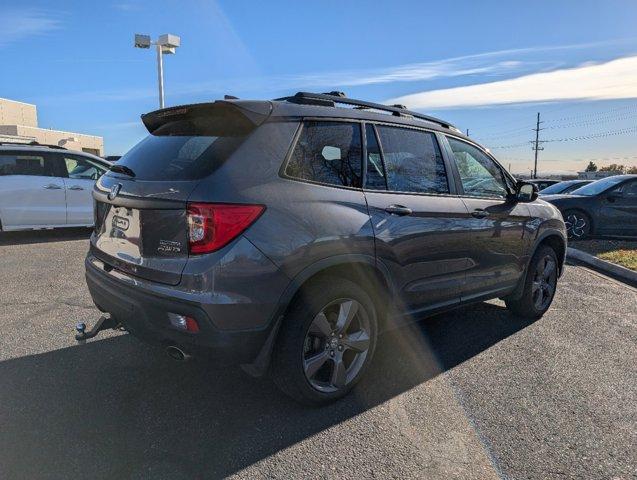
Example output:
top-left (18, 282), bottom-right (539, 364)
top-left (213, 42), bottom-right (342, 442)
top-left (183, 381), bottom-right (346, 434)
top-left (0, 153), bottom-right (57, 177)
top-left (285, 121), bottom-right (362, 188)
top-left (112, 135), bottom-right (246, 181)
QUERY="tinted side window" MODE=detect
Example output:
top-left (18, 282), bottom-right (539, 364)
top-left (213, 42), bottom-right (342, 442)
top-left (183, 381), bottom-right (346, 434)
top-left (617, 180), bottom-right (637, 197)
top-left (286, 121), bottom-right (362, 187)
top-left (64, 156), bottom-right (106, 180)
top-left (375, 125), bottom-right (448, 194)
top-left (364, 124), bottom-right (386, 190)
top-left (0, 153), bottom-right (56, 177)
top-left (447, 137), bottom-right (508, 199)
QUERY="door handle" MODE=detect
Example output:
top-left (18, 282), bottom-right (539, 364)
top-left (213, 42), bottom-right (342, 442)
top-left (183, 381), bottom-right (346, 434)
top-left (67, 185), bottom-right (84, 191)
top-left (43, 184), bottom-right (62, 190)
top-left (385, 204), bottom-right (413, 216)
top-left (471, 209), bottom-right (489, 219)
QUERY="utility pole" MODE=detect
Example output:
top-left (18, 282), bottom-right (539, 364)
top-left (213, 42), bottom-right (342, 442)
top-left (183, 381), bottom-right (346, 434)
top-left (531, 112), bottom-right (544, 179)
top-left (156, 42), bottom-right (165, 108)
top-left (466, 128), bottom-right (469, 136)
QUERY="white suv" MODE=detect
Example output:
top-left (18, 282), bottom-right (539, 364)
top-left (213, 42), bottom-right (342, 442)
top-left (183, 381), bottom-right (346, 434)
top-left (0, 143), bottom-right (111, 231)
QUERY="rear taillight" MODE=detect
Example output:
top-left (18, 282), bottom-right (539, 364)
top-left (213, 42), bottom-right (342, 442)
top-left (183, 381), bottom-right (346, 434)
top-left (187, 203), bottom-right (265, 254)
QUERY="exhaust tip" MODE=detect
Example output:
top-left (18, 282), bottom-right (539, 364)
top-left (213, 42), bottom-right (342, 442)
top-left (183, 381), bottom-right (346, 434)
top-left (165, 345), bottom-right (192, 362)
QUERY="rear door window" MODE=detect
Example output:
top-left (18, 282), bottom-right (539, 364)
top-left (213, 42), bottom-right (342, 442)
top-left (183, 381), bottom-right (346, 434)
top-left (375, 125), bottom-right (449, 194)
top-left (285, 121), bottom-right (362, 188)
top-left (0, 152), bottom-right (58, 177)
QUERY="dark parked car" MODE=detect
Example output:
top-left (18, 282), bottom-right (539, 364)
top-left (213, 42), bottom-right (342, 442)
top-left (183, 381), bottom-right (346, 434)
top-left (84, 92), bottom-right (567, 405)
top-left (543, 174), bottom-right (637, 239)
top-left (539, 179), bottom-right (592, 196)
top-left (528, 179), bottom-right (560, 191)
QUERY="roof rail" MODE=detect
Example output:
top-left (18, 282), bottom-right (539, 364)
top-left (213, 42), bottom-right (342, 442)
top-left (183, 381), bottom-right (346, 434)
top-left (276, 91), bottom-right (458, 131)
top-left (0, 140), bottom-right (67, 150)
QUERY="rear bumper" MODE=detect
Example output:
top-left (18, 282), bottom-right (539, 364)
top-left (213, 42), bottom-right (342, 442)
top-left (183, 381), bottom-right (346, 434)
top-left (85, 254), bottom-right (282, 364)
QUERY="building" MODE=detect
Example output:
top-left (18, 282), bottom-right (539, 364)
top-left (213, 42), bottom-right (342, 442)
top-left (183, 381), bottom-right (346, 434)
top-left (577, 171), bottom-right (623, 179)
top-left (0, 98), bottom-right (103, 156)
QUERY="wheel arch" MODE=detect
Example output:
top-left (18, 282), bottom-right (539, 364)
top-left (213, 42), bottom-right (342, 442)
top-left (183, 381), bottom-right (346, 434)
top-left (280, 255), bottom-right (394, 325)
top-left (241, 254), bottom-right (395, 377)
top-left (533, 230), bottom-right (567, 275)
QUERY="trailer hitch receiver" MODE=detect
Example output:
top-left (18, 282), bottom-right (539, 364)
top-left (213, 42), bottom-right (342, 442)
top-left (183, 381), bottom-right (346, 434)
top-left (75, 316), bottom-right (122, 343)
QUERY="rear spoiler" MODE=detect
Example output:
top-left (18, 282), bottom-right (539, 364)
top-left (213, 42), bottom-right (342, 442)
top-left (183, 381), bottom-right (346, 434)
top-left (141, 100), bottom-right (273, 135)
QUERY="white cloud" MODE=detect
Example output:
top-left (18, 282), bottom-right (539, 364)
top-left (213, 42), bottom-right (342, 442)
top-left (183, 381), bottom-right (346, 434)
top-left (268, 39), bottom-right (630, 89)
top-left (0, 8), bottom-right (61, 48)
top-left (387, 56), bottom-right (637, 109)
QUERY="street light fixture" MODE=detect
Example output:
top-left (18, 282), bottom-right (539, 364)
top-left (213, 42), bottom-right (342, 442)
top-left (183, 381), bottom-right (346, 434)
top-left (134, 33), bottom-right (181, 109)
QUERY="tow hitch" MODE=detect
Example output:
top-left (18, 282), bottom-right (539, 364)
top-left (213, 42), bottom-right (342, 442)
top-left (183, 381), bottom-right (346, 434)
top-left (75, 316), bottom-right (123, 343)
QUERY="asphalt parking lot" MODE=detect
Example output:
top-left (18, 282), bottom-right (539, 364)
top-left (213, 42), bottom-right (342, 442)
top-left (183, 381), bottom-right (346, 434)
top-left (0, 229), bottom-right (635, 479)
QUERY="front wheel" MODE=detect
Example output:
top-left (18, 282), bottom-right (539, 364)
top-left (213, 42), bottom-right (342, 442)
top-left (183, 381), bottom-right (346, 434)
top-left (271, 276), bottom-right (378, 406)
top-left (563, 209), bottom-right (591, 239)
top-left (506, 246), bottom-right (559, 319)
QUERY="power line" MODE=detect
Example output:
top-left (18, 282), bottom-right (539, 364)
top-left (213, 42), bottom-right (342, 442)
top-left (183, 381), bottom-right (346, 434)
top-left (544, 111), bottom-right (637, 130)
top-left (472, 102), bottom-right (637, 141)
top-left (543, 125), bottom-right (637, 142)
top-left (488, 123), bottom-right (637, 148)
top-left (544, 103), bottom-right (637, 123)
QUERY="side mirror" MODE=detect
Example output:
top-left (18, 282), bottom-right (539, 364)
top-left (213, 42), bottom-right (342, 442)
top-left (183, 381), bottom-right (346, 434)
top-left (515, 182), bottom-right (538, 202)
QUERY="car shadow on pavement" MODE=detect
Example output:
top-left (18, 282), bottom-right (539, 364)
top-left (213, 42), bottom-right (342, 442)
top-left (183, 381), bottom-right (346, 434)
top-left (0, 302), bottom-right (533, 479)
top-left (0, 227), bottom-right (92, 246)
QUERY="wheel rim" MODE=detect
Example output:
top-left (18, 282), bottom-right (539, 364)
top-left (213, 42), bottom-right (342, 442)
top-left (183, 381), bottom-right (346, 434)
top-left (532, 255), bottom-right (557, 311)
top-left (302, 298), bottom-right (371, 393)
top-left (565, 212), bottom-right (587, 238)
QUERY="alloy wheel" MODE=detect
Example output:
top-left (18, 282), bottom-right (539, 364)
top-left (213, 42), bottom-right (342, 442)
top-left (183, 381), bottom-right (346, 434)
top-left (302, 298), bottom-right (371, 393)
top-left (532, 255), bottom-right (557, 311)
top-left (564, 212), bottom-right (588, 239)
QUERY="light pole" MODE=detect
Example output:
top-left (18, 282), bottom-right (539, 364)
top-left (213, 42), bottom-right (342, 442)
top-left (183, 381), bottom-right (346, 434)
top-left (134, 33), bottom-right (181, 109)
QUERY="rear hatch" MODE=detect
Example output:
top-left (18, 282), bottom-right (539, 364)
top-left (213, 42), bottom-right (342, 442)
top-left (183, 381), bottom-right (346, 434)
top-left (91, 100), bottom-right (272, 285)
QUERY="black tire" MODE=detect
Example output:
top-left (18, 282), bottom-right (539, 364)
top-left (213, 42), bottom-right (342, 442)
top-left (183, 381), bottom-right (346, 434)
top-left (506, 245), bottom-right (559, 319)
top-left (271, 276), bottom-right (378, 406)
top-left (563, 209), bottom-right (591, 240)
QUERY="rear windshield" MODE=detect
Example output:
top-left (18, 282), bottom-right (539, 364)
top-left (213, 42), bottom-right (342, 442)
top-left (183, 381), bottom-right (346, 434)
top-left (112, 103), bottom-right (261, 181)
top-left (113, 135), bottom-right (246, 181)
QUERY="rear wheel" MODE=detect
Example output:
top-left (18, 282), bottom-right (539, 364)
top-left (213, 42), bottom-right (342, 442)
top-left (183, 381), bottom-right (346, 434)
top-left (272, 276), bottom-right (377, 406)
top-left (506, 246), bottom-right (559, 319)
top-left (563, 209), bottom-right (591, 239)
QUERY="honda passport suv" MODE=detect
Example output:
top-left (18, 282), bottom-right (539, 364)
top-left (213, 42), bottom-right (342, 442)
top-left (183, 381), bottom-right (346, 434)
top-left (85, 92), bottom-right (567, 405)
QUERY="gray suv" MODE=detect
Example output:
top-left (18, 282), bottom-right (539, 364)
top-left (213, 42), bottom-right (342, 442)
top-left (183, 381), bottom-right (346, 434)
top-left (85, 92), bottom-right (567, 405)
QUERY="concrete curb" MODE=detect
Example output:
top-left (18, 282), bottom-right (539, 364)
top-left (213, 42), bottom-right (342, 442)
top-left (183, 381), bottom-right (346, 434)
top-left (566, 247), bottom-right (637, 287)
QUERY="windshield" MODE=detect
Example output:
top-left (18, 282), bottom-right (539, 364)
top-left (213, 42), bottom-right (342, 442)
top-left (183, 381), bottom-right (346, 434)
top-left (570, 176), bottom-right (626, 196)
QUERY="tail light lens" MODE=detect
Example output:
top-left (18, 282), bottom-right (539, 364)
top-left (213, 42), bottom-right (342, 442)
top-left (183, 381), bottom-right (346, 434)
top-left (187, 203), bottom-right (265, 254)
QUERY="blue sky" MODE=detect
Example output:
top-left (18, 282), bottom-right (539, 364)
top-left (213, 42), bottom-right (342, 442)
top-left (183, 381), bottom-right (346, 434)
top-left (1, 0), bottom-right (637, 174)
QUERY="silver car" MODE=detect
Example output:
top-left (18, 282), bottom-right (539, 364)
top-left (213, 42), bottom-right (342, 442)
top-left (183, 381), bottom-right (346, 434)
top-left (0, 143), bottom-right (111, 231)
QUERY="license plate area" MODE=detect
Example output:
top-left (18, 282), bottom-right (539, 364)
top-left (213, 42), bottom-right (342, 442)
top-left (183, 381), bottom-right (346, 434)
top-left (96, 205), bottom-right (143, 263)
